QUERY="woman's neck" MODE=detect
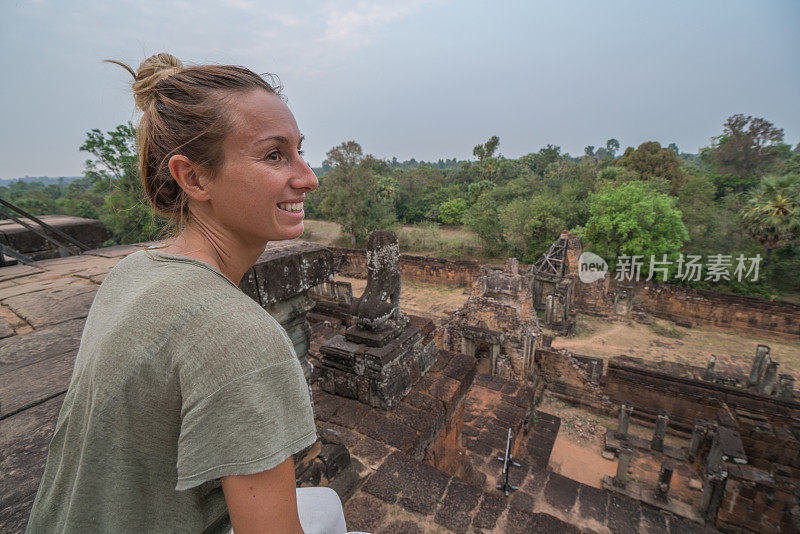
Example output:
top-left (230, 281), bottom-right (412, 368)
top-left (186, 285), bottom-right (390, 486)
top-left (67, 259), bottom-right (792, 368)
top-left (159, 224), bottom-right (266, 287)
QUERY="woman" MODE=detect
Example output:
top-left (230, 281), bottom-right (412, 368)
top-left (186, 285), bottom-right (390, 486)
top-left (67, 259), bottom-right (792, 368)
top-left (27, 53), bottom-right (350, 533)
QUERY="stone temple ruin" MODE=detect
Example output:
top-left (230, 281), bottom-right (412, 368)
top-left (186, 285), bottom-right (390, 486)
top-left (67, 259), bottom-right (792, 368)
top-left (439, 257), bottom-right (543, 379)
top-left (1, 218), bottom-right (799, 533)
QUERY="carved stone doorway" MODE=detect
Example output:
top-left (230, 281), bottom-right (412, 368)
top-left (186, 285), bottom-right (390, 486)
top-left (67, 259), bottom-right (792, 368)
top-left (475, 341), bottom-right (493, 375)
top-left (461, 335), bottom-right (501, 376)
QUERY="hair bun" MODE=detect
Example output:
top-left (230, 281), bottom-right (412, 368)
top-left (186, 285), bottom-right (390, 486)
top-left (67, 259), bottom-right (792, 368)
top-left (129, 53), bottom-right (184, 110)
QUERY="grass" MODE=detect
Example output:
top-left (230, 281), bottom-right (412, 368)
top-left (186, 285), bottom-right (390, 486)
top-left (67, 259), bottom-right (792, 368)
top-left (301, 219), bottom-right (499, 263)
top-left (648, 320), bottom-right (686, 339)
top-left (396, 222), bottom-right (486, 260)
top-left (571, 317), bottom-right (597, 337)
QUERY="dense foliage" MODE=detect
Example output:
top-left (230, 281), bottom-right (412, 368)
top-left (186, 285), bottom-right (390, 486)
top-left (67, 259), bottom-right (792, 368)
top-left (575, 181), bottom-right (688, 270)
top-left (3, 115), bottom-right (799, 298)
top-left (0, 123), bottom-right (163, 245)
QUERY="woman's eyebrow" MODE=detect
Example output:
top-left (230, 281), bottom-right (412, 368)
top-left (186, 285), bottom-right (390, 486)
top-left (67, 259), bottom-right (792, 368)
top-left (254, 134), bottom-right (305, 146)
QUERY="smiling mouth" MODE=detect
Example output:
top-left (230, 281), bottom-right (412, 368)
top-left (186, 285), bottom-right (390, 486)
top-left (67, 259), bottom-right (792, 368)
top-left (277, 201), bottom-right (303, 213)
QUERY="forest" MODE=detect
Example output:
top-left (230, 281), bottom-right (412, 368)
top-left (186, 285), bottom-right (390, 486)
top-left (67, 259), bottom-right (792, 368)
top-left (2, 115), bottom-right (799, 299)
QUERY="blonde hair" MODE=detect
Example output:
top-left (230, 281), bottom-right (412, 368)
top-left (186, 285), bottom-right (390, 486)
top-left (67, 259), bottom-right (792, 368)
top-left (106, 53), bottom-right (281, 235)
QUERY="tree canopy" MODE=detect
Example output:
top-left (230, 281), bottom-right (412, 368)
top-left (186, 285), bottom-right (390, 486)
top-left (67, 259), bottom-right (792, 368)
top-left (575, 181), bottom-right (688, 270)
top-left (317, 141), bottom-right (396, 246)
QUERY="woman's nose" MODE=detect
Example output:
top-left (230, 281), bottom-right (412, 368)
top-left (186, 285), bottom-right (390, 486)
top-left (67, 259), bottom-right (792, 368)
top-left (293, 159), bottom-right (319, 191)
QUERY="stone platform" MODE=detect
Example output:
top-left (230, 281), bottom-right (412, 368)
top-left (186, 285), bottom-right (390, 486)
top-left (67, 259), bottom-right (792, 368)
top-left (318, 316), bottom-right (439, 410)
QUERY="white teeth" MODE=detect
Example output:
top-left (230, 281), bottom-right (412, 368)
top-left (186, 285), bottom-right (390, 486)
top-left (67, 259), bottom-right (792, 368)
top-left (279, 202), bottom-right (303, 212)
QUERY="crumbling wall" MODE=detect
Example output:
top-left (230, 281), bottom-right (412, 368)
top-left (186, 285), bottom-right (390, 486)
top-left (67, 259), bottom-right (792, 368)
top-left (0, 215), bottom-right (108, 261)
top-left (574, 274), bottom-right (800, 339)
top-left (605, 356), bottom-right (800, 432)
top-left (438, 297), bottom-right (538, 379)
top-left (572, 275), bottom-right (614, 316)
top-left (716, 463), bottom-right (799, 534)
top-left (534, 347), bottom-right (612, 412)
top-left (735, 410), bottom-right (800, 477)
top-left (329, 247), bottom-right (480, 287)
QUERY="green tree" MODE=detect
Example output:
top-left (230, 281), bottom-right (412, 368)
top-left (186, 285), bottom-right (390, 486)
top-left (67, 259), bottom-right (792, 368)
top-left (499, 194), bottom-right (569, 262)
top-left (520, 144), bottom-right (561, 175)
top-left (605, 138), bottom-right (620, 158)
top-left (472, 136), bottom-right (500, 161)
top-left (58, 177), bottom-right (104, 219)
top-left (318, 141), bottom-right (396, 246)
top-left (701, 114), bottom-right (785, 193)
top-left (463, 193), bottom-right (505, 255)
top-left (576, 181), bottom-right (688, 270)
top-left (740, 174), bottom-right (800, 259)
top-left (675, 171), bottom-right (722, 250)
top-left (438, 198), bottom-right (468, 225)
top-left (393, 165), bottom-right (450, 223)
top-left (616, 141), bottom-right (686, 194)
top-left (80, 123), bottom-right (162, 244)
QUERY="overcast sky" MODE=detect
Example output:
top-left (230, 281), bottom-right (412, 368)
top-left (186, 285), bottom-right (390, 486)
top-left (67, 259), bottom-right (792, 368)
top-left (1, 0), bottom-right (798, 179)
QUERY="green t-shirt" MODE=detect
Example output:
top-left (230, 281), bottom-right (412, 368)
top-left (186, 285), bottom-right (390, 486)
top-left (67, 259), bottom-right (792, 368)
top-left (26, 249), bottom-right (317, 533)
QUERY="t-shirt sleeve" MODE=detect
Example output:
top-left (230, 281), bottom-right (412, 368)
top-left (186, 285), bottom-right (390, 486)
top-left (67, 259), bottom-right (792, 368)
top-left (173, 296), bottom-right (316, 491)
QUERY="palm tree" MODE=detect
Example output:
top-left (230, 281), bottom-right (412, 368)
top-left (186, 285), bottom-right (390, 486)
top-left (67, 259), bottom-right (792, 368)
top-left (740, 174), bottom-right (800, 260)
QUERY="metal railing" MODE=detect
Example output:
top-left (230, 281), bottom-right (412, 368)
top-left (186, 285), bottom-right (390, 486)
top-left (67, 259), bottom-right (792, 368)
top-left (0, 198), bottom-right (90, 266)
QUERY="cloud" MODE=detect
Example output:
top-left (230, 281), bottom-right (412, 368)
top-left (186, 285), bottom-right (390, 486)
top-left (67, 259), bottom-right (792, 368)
top-left (322, 0), bottom-right (432, 49)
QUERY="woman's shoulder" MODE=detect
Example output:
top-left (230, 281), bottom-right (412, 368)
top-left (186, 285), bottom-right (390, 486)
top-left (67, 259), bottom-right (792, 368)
top-left (92, 249), bottom-right (274, 336)
top-left (99, 249), bottom-right (243, 303)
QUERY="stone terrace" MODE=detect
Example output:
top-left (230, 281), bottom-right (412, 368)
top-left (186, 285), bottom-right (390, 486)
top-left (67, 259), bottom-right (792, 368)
top-left (344, 449), bottom-right (714, 534)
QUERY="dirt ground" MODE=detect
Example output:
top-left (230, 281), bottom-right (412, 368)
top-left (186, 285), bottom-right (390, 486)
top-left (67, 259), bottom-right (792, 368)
top-left (554, 314), bottom-right (800, 380)
top-left (537, 392), bottom-right (704, 506)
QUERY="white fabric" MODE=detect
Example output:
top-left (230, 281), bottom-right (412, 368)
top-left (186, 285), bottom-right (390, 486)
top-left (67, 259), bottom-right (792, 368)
top-left (297, 487), bottom-right (348, 534)
top-left (230, 486), bottom-right (370, 534)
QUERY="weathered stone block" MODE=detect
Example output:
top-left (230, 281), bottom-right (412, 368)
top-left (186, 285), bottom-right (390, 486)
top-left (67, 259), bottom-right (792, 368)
top-left (417, 340), bottom-right (438, 375)
top-left (434, 478), bottom-right (481, 534)
top-left (369, 364), bottom-right (412, 410)
top-left (345, 324), bottom-right (401, 347)
top-left (543, 472), bottom-right (579, 514)
top-left (364, 326), bottom-right (422, 369)
top-left (319, 334), bottom-right (364, 372)
top-left (319, 442), bottom-right (351, 480)
top-left (342, 494), bottom-right (387, 533)
top-left (472, 493), bottom-right (507, 530)
top-left (250, 241), bottom-right (335, 307)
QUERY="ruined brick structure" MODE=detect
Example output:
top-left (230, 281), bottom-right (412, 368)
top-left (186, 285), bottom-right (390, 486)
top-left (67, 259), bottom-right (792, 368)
top-left (531, 231), bottom-right (581, 333)
top-left (239, 240), bottom-right (337, 379)
top-left (6, 226), bottom-right (799, 533)
top-left (438, 259), bottom-right (543, 379)
top-left (603, 355), bottom-right (799, 432)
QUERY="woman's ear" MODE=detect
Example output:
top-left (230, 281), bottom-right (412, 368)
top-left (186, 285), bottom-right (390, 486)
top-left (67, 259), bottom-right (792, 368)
top-left (168, 155), bottom-right (212, 202)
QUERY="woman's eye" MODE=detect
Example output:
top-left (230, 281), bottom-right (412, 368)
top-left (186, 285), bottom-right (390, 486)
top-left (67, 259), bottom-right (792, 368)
top-left (266, 151), bottom-right (281, 161)
top-left (298, 150), bottom-right (305, 157)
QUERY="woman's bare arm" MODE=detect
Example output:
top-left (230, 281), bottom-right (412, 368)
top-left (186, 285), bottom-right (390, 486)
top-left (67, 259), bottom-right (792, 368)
top-left (221, 457), bottom-right (303, 534)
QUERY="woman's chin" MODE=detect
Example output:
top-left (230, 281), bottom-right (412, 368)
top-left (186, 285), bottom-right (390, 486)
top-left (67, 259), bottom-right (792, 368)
top-left (271, 222), bottom-right (304, 242)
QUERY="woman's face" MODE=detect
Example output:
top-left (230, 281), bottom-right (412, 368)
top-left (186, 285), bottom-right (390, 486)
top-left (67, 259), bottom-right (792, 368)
top-left (203, 90), bottom-right (318, 246)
